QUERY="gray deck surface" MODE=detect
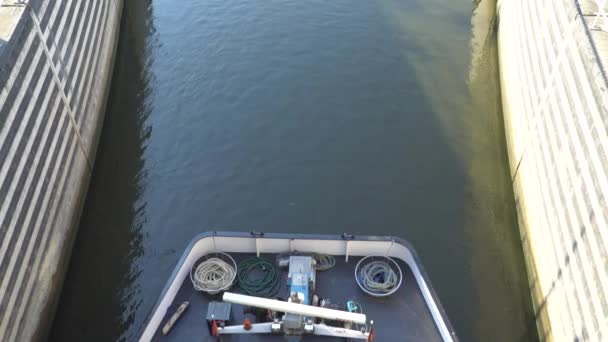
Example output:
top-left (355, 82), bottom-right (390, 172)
top-left (152, 253), bottom-right (442, 341)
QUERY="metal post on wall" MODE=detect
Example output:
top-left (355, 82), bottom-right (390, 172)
top-left (591, 0), bottom-right (608, 31)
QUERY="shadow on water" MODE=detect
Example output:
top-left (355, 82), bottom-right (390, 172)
top-left (52, 0), bottom-right (465, 340)
top-left (50, 0), bottom-right (155, 341)
top-left (129, 2), bottom-right (467, 340)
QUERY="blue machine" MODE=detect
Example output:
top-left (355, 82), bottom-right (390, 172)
top-left (280, 256), bottom-right (316, 336)
top-left (286, 256), bottom-right (315, 305)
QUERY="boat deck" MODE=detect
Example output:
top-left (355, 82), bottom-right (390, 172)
top-left (152, 252), bottom-right (442, 341)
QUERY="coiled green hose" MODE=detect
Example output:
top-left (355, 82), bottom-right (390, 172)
top-left (236, 257), bottom-right (280, 297)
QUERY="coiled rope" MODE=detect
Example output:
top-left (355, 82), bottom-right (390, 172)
top-left (190, 255), bottom-right (236, 294)
top-left (314, 253), bottom-right (336, 271)
top-left (236, 257), bottom-right (280, 297)
top-left (357, 259), bottom-right (400, 296)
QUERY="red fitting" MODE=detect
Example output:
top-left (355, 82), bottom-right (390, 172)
top-left (243, 318), bottom-right (252, 330)
top-left (211, 320), bottom-right (219, 337)
top-left (367, 324), bottom-right (375, 342)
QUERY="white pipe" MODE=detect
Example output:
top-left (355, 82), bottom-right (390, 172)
top-left (313, 324), bottom-right (369, 339)
top-left (222, 292), bottom-right (367, 324)
top-left (219, 322), bottom-right (369, 339)
top-left (219, 323), bottom-right (273, 334)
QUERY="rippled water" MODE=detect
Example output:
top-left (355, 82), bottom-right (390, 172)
top-left (51, 0), bottom-right (537, 340)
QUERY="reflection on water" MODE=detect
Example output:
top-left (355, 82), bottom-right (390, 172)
top-left (466, 0), bottom-right (537, 340)
top-left (379, 0), bottom-right (472, 158)
top-left (379, 0), bottom-right (537, 339)
top-left (51, 0), bottom-right (537, 341)
top-left (50, 0), bottom-right (155, 341)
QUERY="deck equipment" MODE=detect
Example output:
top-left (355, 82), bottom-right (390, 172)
top-left (139, 232), bottom-right (458, 342)
top-left (217, 255), bottom-right (372, 340)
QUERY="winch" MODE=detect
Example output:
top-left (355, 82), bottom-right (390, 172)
top-left (277, 256), bottom-right (316, 337)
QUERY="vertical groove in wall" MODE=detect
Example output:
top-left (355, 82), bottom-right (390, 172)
top-left (0, 0), bottom-right (123, 340)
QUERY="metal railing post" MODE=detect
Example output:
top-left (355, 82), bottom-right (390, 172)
top-left (592, 0), bottom-right (608, 31)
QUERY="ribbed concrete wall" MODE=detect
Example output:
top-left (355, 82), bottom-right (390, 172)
top-left (0, 0), bottom-right (122, 340)
top-left (498, 0), bottom-right (608, 340)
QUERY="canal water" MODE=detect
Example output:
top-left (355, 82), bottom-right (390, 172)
top-left (51, 0), bottom-right (538, 341)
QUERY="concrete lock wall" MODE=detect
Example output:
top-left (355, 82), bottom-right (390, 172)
top-left (0, 0), bottom-right (122, 340)
top-left (497, 0), bottom-right (608, 340)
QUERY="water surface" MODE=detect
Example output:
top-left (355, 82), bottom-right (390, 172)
top-left (51, 0), bottom-right (537, 340)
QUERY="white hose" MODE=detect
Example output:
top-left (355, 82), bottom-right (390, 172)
top-left (190, 255), bottom-right (236, 294)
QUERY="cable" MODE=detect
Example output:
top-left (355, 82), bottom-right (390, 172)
top-left (357, 260), bottom-right (399, 296)
top-left (190, 256), bottom-right (236, 294)
top-left (275, 253), bottom-right (335, 271)
top-left (313, 253), bottom-right (336, 271)
top-left (347, 300), bottom-right (368, 333)
top-left (236, 257), bottom-right (280, 297)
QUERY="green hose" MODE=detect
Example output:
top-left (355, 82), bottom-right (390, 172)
top-left (236, 257), bottom-right (280, 297)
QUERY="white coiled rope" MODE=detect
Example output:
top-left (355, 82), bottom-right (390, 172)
top-left (190, 254), bottom-right (237, 295)
top-left (355, 256), bottom-right (402, 297)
